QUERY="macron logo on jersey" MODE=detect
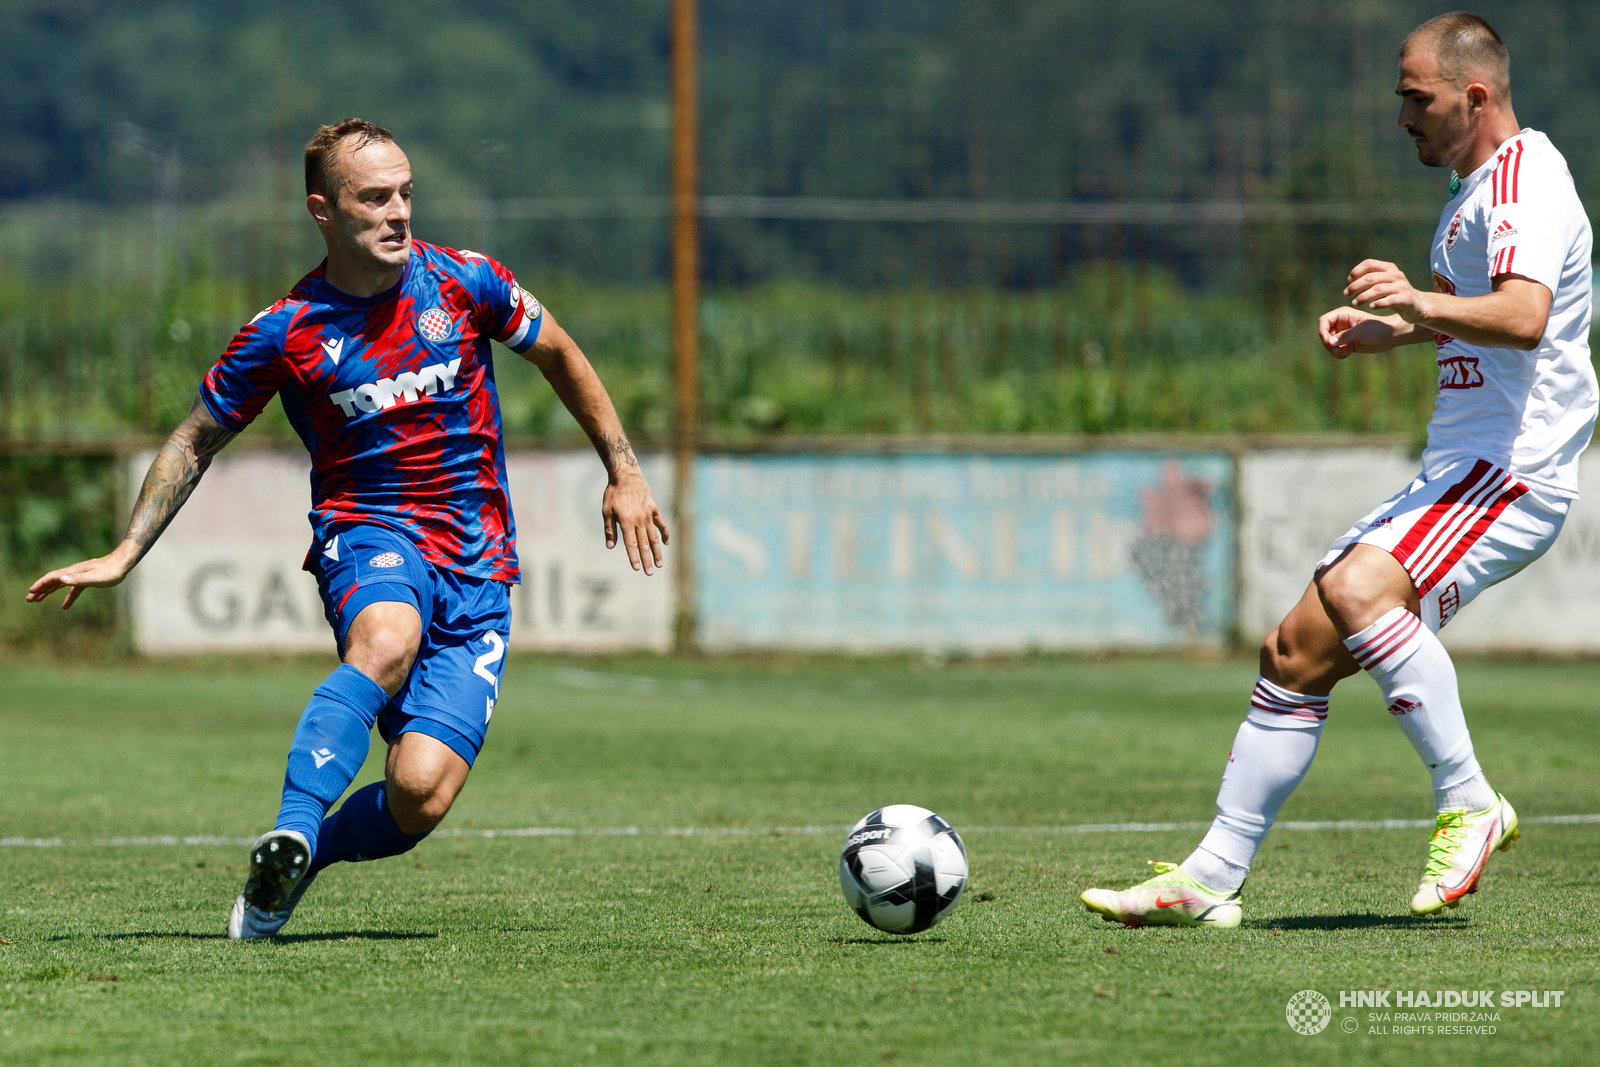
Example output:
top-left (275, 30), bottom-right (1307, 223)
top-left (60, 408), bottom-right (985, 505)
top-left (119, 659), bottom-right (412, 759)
top-left (328, 358), bottom-right (463, 419)
top-left (320, 336), bottom-right (345, 365)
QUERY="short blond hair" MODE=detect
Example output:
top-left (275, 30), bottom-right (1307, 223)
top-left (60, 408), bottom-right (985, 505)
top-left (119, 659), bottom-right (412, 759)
top-left (1403, 11), bottom-right (1510, 97)
top-left (304, 118), bottom-right (395, 199)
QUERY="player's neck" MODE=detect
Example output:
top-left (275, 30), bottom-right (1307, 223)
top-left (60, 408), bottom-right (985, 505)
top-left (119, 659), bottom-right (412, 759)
top-left (321, 245), bottom-right (406, 299)
top-left (1454, 111), bottom-right (1523, 177)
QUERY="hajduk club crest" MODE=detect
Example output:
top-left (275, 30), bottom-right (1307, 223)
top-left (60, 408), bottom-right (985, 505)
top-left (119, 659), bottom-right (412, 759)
top-left (417, 307), bottom-right (453, 341)
top-left (1445, 211), bottom-right (1465, 250)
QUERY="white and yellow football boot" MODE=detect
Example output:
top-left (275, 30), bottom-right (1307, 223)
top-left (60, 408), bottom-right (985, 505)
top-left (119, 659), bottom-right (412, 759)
top-left (1410, 792), bottom-right (1519, 916)
top-left (1081, 861), bottom-right (1242, 929)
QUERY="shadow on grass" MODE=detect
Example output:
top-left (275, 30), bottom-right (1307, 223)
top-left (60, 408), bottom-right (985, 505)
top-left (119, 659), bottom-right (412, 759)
top-left (830, 937), bottom-right (949, 946)
top-left (52, 930), bottom-right (437, 943)
top-left (49, 932), bottom-right (228, 942)
top-left (272, 931), bottom-right (440, 943)
top-left (1252, 913), bottom-right (1471, 931)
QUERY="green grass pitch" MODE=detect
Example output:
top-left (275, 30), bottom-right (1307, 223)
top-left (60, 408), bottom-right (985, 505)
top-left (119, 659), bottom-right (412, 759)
top-left (2, 653), bottom-right (1599, 1065)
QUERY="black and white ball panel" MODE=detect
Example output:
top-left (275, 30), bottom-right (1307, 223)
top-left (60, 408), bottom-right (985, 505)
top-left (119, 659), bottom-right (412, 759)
top-left (839, 804), bottom-right (968, 934)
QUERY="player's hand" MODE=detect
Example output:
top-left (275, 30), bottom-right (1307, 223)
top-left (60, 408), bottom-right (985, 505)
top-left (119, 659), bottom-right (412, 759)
top-left (602, 470), bottom-right (670, 576)
top-left (1318, 306), bottom-right (1406, 358)
top-left (26, 543), bottom-right (138, 610)
top-left (1344, 259), bottom-right (1431, 323)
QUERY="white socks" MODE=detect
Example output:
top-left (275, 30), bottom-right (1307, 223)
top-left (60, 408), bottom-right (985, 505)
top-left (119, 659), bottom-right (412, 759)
top-left (1182, 607), bottom-right (1497, 896)
top-left (1343, 606), bottom-right (1496, 813)
top-left (1182, 678), bottom-right (1326, 895)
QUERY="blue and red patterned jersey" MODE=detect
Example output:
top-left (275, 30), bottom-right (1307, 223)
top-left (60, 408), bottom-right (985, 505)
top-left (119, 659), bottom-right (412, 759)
top-left (200, 241), bottom-right (544, 582)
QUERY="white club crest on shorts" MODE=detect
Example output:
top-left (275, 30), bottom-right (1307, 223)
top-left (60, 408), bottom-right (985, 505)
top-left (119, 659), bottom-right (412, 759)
top-left (1286, 989), bottom-right (1332, 1035)
top-left (417, 308), bottom-right (453, 342)
top-left (368, 552), bottom-right (404, 569)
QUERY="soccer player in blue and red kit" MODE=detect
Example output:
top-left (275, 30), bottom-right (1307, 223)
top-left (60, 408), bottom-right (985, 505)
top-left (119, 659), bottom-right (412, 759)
top-left (27, 119), bottom-right (670, 938)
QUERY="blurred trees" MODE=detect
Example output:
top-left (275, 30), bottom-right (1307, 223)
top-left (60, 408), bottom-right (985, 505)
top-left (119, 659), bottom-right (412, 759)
top-left (3, 0), bottom-right (1598, 208)
top-left (0, 0), bottom-right (1593, 443)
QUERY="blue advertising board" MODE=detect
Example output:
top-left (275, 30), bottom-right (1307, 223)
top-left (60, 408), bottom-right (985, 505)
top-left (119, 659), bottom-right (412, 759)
top-left (695, 452), bottom-right (1234, 651)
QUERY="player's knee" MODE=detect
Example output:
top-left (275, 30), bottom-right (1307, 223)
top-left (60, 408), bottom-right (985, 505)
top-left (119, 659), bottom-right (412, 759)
top-left (1316, 547), bottom-right (1414, 634)
top-left (1259, 626), bottom-right (1286, 675)
top-left (1259, 625), bottom-right (1308, 685)
top-left (1260, 617), bottom-right (1350, 694)
top-left (343, 601), bottom-right (423, 695)
top-left (345, 628), bottom-right (418, 695)
top-left (1315, 556), bottom-right (1371, 623)
top-left (387, 774), bottom-right (457, 834)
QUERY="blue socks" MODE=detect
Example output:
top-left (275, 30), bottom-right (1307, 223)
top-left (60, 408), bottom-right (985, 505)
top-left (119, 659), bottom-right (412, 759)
top-left (306, 781), bottom-right (431, 877)
top-left (273, 664), bottom-right (390, 858)
top-left (273, 665), bottom-right (434, 901)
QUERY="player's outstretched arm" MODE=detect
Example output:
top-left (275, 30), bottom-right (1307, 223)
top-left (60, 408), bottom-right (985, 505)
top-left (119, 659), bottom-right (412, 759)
top-left (26, 394), bottom-right (237, 609)
top-left (521, 311), bottom-right (669, 576)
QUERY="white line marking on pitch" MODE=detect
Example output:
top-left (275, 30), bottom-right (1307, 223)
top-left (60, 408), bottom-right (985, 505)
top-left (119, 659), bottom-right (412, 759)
top-left (4, 813), bottom-right (1598, 848)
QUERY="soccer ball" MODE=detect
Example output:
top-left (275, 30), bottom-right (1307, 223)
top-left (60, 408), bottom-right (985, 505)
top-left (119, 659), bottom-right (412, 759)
top-left (839, 805), bottom-right (968, 934)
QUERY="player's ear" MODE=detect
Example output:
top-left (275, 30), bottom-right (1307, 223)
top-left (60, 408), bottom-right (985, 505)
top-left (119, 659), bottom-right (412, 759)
top-left (306, 193), bottom-right (334, 227)
top-left (1465, 81), bottom-right (1490, 113)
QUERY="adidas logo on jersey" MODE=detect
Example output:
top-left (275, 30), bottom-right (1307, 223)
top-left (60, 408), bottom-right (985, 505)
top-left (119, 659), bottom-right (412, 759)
top-left (327, 358), bottom-right (463, 418)
top-left (1491, 220), bottom-right (1519, 242)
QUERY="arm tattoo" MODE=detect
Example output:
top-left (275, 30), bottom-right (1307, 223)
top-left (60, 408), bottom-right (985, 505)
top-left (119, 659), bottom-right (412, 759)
top-left (595, 432), bottom-right (639, 475)
top-left (123, 395), bottom-right (237, 559)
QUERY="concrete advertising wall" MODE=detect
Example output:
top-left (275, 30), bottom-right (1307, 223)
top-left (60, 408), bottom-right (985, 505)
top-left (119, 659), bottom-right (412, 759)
top-left (1239, 448), bottom-right (1600, 652)
top-left (128, 450), bottom-right (673, 654)
top-left (130, 444), bottom-right (1600, 655)
top-left (1236, 447), bottom-right (1418, 641)
top-left (694, 453), bottom-right (1236, 651)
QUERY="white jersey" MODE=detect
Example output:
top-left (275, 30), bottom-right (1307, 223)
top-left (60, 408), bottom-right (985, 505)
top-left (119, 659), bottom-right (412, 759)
top-left (1427, 128), bottom-right (1596, 499)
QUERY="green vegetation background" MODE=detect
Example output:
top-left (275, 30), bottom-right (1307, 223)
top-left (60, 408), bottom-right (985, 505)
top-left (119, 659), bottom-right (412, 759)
top-left (2, 0), bottom-right (1592, 446)
top-left (2, 0), bottom-right (1594, 642)
top-left (7, 0), bottom-right (1591, 449)
top-left (7, 2), bottom-right (1600, 207)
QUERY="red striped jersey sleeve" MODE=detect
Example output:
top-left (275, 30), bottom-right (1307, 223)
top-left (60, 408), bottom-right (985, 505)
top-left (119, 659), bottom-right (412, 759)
top-left (1484, 138), bottom-right (1570, 297)
top-left (460, 252), bottom-right (544, 354)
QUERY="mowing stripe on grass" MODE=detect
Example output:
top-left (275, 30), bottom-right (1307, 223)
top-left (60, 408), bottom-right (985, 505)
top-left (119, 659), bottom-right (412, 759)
top-left (4, 812), bottom-right (1598, 848)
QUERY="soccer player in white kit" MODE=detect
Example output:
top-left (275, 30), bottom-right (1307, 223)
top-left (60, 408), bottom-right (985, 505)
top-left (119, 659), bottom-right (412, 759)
top-left (1083, 12), bottom-right (1596, 927)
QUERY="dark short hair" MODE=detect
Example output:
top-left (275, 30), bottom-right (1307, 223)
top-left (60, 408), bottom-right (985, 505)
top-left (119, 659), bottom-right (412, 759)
top-left (304, 118), bottom-right (396, 199)
top-left (1403, 11), bottom-right (1510, 97)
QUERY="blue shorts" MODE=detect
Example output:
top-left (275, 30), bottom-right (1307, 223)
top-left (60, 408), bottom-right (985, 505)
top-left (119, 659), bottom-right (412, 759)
top-left (309, 524), bottom-right (511, 766)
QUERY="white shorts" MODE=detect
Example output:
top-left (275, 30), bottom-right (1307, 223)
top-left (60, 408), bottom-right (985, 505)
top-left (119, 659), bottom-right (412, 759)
top-left (1317, 459), bottom-right (1568, 632)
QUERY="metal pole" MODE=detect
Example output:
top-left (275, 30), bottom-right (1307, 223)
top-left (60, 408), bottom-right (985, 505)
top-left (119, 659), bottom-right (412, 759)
top-left (670, 0), bottom-right (699, 653)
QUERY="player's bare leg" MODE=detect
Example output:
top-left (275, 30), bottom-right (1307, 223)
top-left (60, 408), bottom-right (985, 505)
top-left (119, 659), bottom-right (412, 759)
top-left (1259, 579), bottom-right (1363, 693)
top-left (342, 601), bottom-right (423, 694)
top-left (384, 733), bottom-right (471, 835)
top-left (1312, 545), bottom-right (1417, 643)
